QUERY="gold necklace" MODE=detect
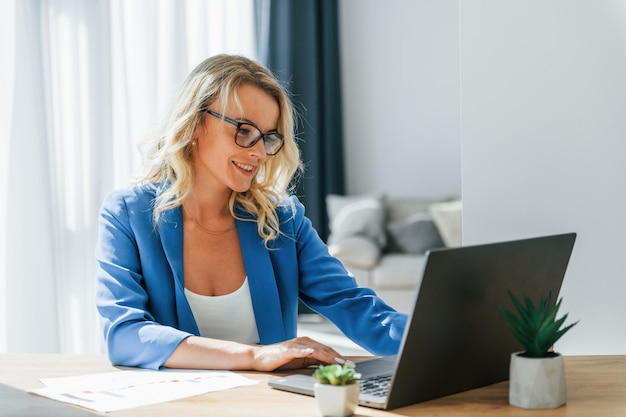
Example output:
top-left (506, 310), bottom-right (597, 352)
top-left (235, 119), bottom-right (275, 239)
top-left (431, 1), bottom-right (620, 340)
top-left (183, 207), bottom-right (237, 235)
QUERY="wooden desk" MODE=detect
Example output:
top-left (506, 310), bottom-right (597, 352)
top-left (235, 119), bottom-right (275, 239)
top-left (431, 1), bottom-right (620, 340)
top-left (1, 354), bottom-right (625, 417)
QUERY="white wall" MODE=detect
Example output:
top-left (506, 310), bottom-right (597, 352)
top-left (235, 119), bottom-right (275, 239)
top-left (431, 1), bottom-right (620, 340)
top-left (460, 1), bottom-right (626, 354)
top-left (338, 0), bottom-right (461, 199)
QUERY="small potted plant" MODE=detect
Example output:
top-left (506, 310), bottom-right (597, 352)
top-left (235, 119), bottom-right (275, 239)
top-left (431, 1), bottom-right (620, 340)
top-left (500, 291), bottom-right (579, 409)
top-left (313, 364), bottom-right (361, 417)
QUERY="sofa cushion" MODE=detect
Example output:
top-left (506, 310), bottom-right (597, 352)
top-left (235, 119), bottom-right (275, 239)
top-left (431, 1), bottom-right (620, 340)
top-left (326, 194), bottom-right (386, 247)
top-left (386, 212), bottom-right (445, 254)
top-left (328, 236), bottom-right (381, 270)
top-left (386, 199), bottom-right (434, 222)
top-left (371, 253), bottom-right (427, 289)
top-left (429, 199), bottom-right (462, 247)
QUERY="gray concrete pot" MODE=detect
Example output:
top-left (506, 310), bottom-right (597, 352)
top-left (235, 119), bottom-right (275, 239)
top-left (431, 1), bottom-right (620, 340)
top-left (509, 352), bottom-right (566, 409)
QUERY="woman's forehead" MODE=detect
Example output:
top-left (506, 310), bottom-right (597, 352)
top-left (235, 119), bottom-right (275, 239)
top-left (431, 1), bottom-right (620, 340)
top-left (218, 84), bottom-right (280, 123)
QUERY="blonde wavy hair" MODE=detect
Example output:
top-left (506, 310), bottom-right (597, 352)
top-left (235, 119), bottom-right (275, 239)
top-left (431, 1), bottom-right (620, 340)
top-left (137, 54), bottom-right (303, 244)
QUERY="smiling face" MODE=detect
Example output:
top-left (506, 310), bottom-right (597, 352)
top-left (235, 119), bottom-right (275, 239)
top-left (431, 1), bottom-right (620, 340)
top-left (191, 83), bottom-right (280, 196)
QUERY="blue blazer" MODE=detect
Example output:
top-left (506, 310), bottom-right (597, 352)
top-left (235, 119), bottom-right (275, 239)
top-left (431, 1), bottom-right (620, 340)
top-left (96, 183), bottom-right (407, 369)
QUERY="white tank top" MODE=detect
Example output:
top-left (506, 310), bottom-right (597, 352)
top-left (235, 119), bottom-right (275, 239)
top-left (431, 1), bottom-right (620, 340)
top-left (184, 277), bottom-right (260, 344)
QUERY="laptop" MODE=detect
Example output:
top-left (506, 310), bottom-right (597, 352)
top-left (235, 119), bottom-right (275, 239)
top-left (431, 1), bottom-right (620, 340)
top-left (269, 233), bottom-right (577, 410)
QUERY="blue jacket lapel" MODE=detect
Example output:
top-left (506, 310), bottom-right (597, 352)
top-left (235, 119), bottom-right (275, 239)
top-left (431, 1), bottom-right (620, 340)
top-left (159, 205), bottom-right (199, 334)
top-left (237, 219), bottom-right (286, 344)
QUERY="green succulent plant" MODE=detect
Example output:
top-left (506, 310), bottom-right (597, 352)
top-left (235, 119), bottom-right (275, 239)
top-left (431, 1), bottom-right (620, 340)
top-left (313, 364), bottom-right (360, 386)
top-left (499, 291), bottom-right (579, 358)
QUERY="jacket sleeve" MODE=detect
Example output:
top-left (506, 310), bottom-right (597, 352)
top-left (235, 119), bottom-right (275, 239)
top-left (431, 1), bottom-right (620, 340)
top-left (286, 196), bottom-right (408, 356)
top-left (95, 189), bottom-right (192, 370)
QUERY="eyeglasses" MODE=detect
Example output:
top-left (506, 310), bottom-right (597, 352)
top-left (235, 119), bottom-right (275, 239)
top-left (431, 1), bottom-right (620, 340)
top-left (205, 109), bottom-right (285, 156)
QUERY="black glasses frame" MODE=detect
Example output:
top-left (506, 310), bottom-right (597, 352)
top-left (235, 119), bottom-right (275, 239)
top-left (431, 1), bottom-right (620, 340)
top-left (204, 109), bottom-right (285, 156)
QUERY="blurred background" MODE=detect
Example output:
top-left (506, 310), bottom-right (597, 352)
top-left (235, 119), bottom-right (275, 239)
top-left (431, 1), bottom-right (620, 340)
top-left (0, 0), bottom-right (461, 355)
top-left (3, 0), bottom-right (624, 358)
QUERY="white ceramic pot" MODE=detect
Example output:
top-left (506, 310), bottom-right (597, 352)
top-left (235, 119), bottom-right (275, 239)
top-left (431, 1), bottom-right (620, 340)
top-left (509, 352), bottom-right (566, 409)
top-left (313, 381), bottom-right (360, 417)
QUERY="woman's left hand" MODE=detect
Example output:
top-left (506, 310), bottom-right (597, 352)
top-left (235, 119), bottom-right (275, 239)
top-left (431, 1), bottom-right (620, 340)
top-left (251, 336), bottom-right (345, 371)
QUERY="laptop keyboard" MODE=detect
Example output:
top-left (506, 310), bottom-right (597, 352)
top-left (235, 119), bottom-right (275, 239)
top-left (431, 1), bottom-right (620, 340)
top-left (360, 374), bottom-right (392, 397)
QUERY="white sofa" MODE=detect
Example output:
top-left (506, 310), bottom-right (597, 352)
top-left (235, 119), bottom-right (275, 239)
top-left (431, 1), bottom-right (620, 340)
top-left (326, 194), bottom-right (462, 313)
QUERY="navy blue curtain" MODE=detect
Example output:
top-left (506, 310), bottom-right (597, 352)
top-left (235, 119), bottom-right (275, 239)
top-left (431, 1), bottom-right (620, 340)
top-left (255, 0), bottom-right (345, 240)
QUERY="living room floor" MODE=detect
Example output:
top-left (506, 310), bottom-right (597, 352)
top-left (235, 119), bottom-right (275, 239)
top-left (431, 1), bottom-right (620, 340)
top-left (297, 314), bottom-right (371, 357)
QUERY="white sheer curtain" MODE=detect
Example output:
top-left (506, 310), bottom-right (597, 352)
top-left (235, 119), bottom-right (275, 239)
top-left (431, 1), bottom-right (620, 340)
top-left (0, 0), bottom-right (256, 354)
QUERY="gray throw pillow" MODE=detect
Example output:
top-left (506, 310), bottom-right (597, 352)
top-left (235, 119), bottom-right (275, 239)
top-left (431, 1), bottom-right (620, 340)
top-left (386, 212), bottom-right (445, 254)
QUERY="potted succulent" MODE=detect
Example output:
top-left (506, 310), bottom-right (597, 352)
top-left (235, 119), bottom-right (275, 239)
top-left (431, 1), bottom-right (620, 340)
top-left (313, 364), bottom-right (361, 417)
top-left (500, 291), bottom-right (579, 409)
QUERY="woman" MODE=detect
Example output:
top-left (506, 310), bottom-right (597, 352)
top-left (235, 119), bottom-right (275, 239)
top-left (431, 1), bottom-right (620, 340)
top-left (96, 54), bottom-right (407, 371)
